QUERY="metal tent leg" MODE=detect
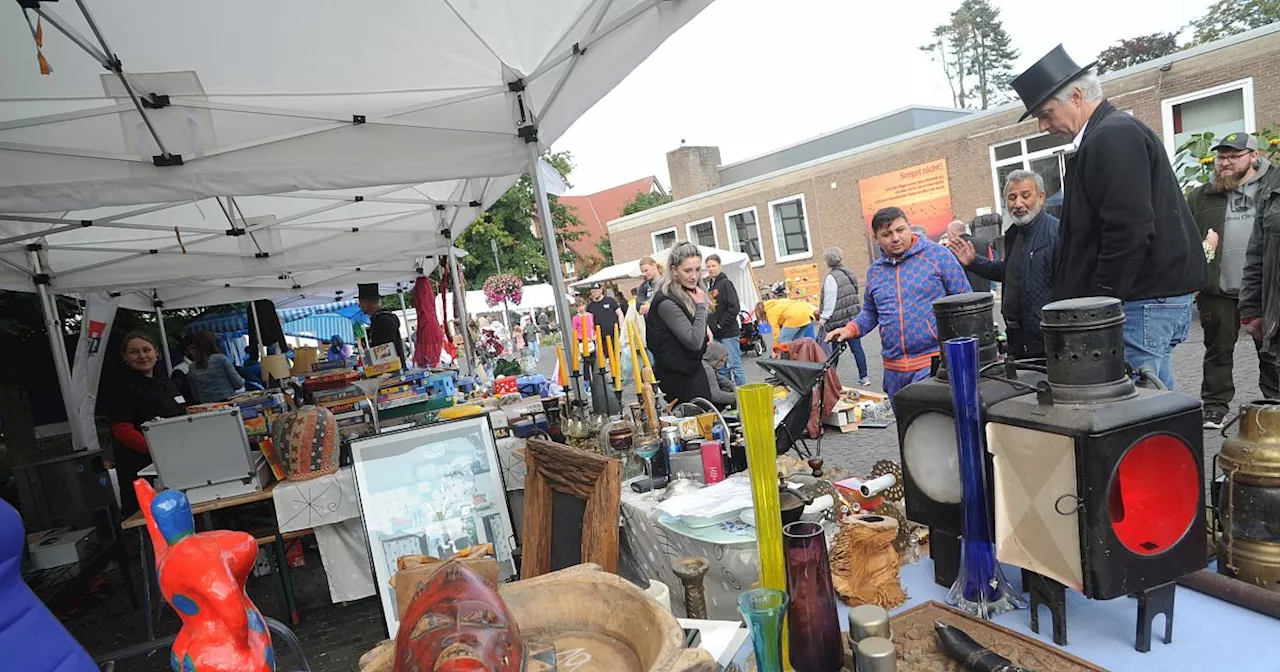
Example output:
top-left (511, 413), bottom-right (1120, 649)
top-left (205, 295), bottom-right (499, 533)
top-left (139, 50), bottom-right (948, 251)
top-left (27, 247), bottom-right (83, 449)
top-left (527, 143), bottom-right (583, 409)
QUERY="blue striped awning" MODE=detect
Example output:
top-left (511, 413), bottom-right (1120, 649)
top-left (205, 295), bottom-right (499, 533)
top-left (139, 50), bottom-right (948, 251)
top-left (183, 299), bottom-right (368, 338)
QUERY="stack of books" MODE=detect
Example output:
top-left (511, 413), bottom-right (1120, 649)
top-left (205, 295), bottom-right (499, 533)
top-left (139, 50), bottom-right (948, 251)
top-left (313, 384), bottom-right (372, 437)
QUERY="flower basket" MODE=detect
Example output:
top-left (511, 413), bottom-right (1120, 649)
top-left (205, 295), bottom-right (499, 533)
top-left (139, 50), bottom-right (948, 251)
top-left (483, 273), bottom-right (523, 307)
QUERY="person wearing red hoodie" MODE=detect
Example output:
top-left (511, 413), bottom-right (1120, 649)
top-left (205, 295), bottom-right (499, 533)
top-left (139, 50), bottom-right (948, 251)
top-left (104, 332), bottom-right (187, 517)
top-left (827, 207), bottom-right (972, 401)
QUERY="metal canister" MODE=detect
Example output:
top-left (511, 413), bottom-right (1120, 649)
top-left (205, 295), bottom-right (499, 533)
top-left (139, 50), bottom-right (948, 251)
top-left (661, 425), bottom-right (684, 455)
top-left (855, 636), bottom-right (896, 672)
top-left (1217, 400), bottom-right (1280, 591)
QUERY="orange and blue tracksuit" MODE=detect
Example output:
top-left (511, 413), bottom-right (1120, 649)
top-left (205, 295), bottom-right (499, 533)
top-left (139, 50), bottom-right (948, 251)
top-left (835, 235), bottom-right (971, 400)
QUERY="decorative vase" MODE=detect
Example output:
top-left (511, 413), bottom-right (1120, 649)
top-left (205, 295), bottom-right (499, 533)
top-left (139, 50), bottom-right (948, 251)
top-left (737, 588), bottom-right (789, 672)
top-left (737, 383), bottom-right (789, 659)
top-left (943, 337), bottom-right (1025, 618)
top-left (272, 405), bottom-right (339, 481)
top-left (784, 521), bottom-right (843, 671)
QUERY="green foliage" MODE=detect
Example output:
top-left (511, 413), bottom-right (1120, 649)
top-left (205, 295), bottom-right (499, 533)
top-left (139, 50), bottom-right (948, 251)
top-left (456, 151), bottom-right (584, 286)
top-left (1189, 0), bottom-right (1280, 46)
top-left (920, 0), bottom-right (1018, 110)
top-left (620, 190), bottom-right (673, 217)
top-left (1096, 32), bottom-right (1182, 74)
top-left (1174, 124), bottom-right (1280, 194)
top-left (595, 236), bottom-right (614, 267)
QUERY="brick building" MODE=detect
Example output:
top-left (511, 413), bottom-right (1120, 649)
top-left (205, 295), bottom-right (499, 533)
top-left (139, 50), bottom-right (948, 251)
top-left (557, 176), bottom-right (667, 279)
top-left (607, 24), bottom-right (1280, 291)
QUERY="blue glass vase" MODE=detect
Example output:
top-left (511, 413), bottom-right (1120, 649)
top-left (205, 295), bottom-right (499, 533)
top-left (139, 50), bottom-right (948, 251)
top-left (943, 337), bottom-right (1026, 618)
top-left (737, 588), bottom-right (788, 672)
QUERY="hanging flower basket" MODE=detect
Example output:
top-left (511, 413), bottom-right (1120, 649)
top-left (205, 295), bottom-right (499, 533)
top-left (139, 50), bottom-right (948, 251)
top-left (483, 273), bottom-right (524, 307)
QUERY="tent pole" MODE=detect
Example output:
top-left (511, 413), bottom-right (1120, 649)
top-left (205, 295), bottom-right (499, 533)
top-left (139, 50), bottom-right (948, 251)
top-left (154, 298), bottom-right (172, 376)
top-left (249, 301), bottom-right (265, 360)
top-left (27, 248), bottom-right (82, 450)
top-left (449, 249), bottom-right (475, 377)
top-left (398, 286), bottom-right (411, 344)
top-left (526, 142), bottom-right (582, 407)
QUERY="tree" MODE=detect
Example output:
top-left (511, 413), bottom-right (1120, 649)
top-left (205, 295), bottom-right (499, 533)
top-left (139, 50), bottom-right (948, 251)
top-left (595, 236), bottom-right (614, 267)
top-left (1189, 0), bottom-right (1280, 46)
top-left (620, 190), bottom-right (673, 217)
top-left (1096, 32), bottom-right (1182, 74)
top-left (920, 0), bottom-right (1017, 110)
top-left (455, 151), bottom-right (584, 285)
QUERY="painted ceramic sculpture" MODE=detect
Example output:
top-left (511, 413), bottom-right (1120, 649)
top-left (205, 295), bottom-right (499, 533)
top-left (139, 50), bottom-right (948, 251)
top-left (134, 480), bottom-right (274, 672)
top-left (273, 405), bottom-right (339, 481)
top-left (393, 559), bottom-right (521, 672)
top-left (829, 513), bottom-right (907, 609)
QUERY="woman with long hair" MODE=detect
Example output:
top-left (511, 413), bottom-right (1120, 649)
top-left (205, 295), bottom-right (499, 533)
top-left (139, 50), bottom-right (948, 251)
top-left (646, 242), bottom-right (713, 405)
top-left (186, 329), bottom-right (244, 402)
top-left (103, 332), bottom-right (187, 516)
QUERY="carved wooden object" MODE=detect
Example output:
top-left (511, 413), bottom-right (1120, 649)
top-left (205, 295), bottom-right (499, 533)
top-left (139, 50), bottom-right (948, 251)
top-left (829, 514), bottom-right (907, 610)
top-left (522, 438), bottom-right (622, 578)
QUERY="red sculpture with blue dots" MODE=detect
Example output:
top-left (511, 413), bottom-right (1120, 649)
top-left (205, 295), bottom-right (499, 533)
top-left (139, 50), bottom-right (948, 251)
top-left (135, 479), bottom-right (275, 672)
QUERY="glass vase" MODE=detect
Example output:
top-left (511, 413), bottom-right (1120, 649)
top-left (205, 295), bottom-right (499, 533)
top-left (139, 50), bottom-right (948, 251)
top-left (737, 588), bottom-right (789, 672)
top-left (783, 521), bottom-right (843, 671)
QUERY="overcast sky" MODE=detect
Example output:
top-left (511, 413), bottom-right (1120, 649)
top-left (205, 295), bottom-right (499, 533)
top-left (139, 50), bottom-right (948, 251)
top-left (553, 0), bottom-right (1213, 195)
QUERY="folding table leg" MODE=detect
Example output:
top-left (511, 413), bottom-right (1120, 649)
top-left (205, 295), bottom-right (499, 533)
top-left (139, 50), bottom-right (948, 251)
top-left (273, 533), bottom-right (300, 625)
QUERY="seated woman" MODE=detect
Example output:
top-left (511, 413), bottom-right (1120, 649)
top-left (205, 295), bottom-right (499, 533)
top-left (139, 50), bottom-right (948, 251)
top-left (701, 342), bottom-right (737, 408)
top-left (104, 332), bottom-right (187, 517)
top-left (646, 242), bottom-right (713, 405)
top-left (186, 330), bottom-right (244, 403)
top-left (327, 334), bottom-right (351, 362)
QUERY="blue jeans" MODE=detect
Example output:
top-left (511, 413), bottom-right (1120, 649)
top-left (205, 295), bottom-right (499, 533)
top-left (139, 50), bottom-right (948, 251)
top-left (528, 339), bottom-right (540, 362)
top-left (778, 322), bottom-right (816, 344)
top-left (1122, 294), bottom-right (1193, 390)
top-left (716, 336), bottom-right (747, 385)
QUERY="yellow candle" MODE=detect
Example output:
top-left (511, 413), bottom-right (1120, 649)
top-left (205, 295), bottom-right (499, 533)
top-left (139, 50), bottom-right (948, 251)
top-left (738, 382), bottom-right (790, 664)
top-left (628, 323), bottom-right (643, 394)
top-left (556, 344), bottom-right (568, 387)
top-left (637, 324), bottom-right (654, 375)
top-left (595, 325), bottom-right (605, 369)
top-left (568, 328), bottom-right (578, 366)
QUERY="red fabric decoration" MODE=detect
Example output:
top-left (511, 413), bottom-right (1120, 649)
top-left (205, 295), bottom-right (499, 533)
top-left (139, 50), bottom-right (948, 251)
top-left (414, 276), bottom-right (445, 368)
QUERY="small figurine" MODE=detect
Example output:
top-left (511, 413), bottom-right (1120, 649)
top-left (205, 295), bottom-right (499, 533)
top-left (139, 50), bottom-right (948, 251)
top-left (134, 480), bottom-right (274, 672)
top-left (394, 559), bottom-right (521, 672)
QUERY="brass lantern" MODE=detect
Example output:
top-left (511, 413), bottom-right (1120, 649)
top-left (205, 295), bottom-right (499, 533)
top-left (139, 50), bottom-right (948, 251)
top-left (1217, 400), bottom-right (1280, 591)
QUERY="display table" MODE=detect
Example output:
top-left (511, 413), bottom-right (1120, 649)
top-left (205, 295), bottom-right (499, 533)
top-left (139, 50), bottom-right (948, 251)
top-left (271, 466), bottom-right (376, 603)
top-left (619, 477), bottom-right (759, 620)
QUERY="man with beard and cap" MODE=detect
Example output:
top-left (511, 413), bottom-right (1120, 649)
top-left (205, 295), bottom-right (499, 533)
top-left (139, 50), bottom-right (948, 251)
top-left (948, 170), bottom-right (1060, 360)
top-left (1209, 133), bottom-right (1280, 427)
top-left (358, 283), bottom-right (406, 366)
top-left (1012, 45), bottom-right (1206, 389)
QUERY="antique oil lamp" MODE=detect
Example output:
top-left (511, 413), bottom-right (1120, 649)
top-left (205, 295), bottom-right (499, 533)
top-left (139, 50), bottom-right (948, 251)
top-left (1216, 400), bottom-right (1280, 591)
top-left (893, 292), bottom-right (1045, 587)
top-left (984, 297), bottom-right (1205, 652)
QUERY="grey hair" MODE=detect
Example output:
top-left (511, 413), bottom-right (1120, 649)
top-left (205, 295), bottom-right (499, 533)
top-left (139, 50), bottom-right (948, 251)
top-left (1003, 169), bottom-right (1045, 195)
top-left (1053, 71), bottom-right (1103, 103)
top-left (823, 247), bottom-right (844, 268)
top-left (655, 241), bottom-right (702, 316)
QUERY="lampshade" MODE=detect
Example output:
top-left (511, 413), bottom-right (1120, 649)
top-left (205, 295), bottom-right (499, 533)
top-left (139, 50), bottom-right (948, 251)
top-left (261, 354), bottom-right (292, 383)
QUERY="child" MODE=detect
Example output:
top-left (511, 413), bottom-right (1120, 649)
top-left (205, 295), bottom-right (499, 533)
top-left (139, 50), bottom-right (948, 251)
top-left (701, 342), bottom-right (737, 408)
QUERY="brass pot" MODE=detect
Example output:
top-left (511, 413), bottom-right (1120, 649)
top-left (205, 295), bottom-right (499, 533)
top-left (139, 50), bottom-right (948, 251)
top-left (1217, 400), bottom-right (1280, 591)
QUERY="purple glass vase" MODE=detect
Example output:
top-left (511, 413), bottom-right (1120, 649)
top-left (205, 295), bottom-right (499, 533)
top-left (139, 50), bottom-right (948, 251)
top-left (783, 521), bottom-right (843, 671)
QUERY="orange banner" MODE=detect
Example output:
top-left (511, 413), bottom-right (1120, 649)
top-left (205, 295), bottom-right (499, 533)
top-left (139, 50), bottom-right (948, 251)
top-left (857, 159), bottom-right (954, 240)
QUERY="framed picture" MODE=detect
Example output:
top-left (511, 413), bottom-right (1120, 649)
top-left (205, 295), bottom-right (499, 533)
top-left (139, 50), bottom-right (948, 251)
top-left (349, 415), bottom-right (517, 634)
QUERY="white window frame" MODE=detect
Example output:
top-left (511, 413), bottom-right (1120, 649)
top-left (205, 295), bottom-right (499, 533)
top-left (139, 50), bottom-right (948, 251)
top-left (766, 194), bottom-right (814, 264)
top-left (988, 132), bottom-right (1072, 210)
top-left (723, 206), bottom-right (765, 268)
top-left (1159, 78), bottom-right (1255, 159)
top-left (651, 226), bottom-right (678, 254)
top-left (685, 217), bottom-right (719, 249)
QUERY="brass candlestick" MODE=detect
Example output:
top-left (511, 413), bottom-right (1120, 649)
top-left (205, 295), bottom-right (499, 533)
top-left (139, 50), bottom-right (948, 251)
top-left (673, 556), bottom-right (711, 619)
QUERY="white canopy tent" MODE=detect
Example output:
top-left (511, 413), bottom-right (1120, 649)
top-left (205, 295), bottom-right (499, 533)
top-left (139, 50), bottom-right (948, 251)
top-left (572, 245), bottom-right (761, 311)
top-left (1, 0), bottom-right (717, 430)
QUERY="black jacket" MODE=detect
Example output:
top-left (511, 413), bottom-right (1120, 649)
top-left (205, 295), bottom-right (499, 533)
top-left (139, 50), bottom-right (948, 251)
top-left (369, 310), bottom-right (406, 365)
top-left (1053, 100), bottom-right (1206, 301)
top-left (968, 211), bottom-right (1060, 359)
top-left (707, 273), bottom-right (741, 339)
top-left (1238, 165), bottom-right (1280, 349)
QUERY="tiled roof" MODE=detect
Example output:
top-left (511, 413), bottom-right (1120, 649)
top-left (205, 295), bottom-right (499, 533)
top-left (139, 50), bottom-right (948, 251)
top-left (561, 176), bottom-right (660, 260)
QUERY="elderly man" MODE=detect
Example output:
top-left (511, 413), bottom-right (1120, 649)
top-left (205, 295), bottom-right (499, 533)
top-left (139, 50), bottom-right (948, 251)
top-left (1012, 46), bottom-right (1206, 389)
top-left (948, 170), bottom-right (1060, 360)
top-left (827, 207), bottom-right (971, 399)
top-left (1190, 132), bottom-right (1280, 429)
top-left (818, 247), bottom-right (870, 385)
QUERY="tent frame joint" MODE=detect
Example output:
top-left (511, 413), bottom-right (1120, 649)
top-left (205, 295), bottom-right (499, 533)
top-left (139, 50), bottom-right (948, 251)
top-left (140, 93), bottom-right (171, 110)
top-left (152, 153), bottom-right (184, 167)
top-left (352, 115), bottom-right (366, 125)
top-left (32, 273), bottom-right (50, 286)
top-left (25, 243), bottom-right (42, 252)
top-left (519, 125), bottom-right (538, 143)
top-left (573, 42), bottom-right (586, 56)
top-left (507, 79), bottom-right (526, 92)
top-left (469, 200), bottom-right (482, 208)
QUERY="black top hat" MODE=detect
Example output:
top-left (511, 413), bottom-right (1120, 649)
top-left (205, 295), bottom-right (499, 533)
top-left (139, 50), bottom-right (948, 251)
top-left (357, 283), bottom-right (381, 300)
top-left (1012, 45), bottom-right (1098, 122)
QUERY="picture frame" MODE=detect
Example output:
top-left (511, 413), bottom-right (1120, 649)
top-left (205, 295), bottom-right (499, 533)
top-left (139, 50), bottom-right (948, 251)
top-left (349, 414), bottom-right (516, 635)
top-left (521, 438), bottom-right (622, 579)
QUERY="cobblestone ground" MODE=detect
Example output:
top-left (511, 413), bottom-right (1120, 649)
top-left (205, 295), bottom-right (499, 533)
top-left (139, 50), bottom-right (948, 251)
top-left (66, 314), bottom-right (1261, 670)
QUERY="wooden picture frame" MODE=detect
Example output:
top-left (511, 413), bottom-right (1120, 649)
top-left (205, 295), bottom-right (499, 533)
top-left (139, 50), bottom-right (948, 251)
top-left (521, 438), bottom-right (622, 578)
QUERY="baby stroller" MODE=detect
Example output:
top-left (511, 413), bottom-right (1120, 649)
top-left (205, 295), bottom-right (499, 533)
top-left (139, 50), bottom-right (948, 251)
top-left (738, 310), bottom-right (765, 357)
top-left (756, 341), bottom-right (844, 459)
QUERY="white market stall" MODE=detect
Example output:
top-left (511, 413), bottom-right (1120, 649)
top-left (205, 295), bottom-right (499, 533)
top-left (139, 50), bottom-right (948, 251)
top-left (1, 0), bottom-right (718, 442)
top-left (573, 245), bottom-right (762, 311)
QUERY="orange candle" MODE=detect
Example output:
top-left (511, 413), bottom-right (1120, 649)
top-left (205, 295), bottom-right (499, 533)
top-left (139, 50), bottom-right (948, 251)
top-left (556, 344), bottom-right (569, 386)
top-left (637, 323), bottom-right (654, 375)
top-left (595, 325), bottom-right (605, 369)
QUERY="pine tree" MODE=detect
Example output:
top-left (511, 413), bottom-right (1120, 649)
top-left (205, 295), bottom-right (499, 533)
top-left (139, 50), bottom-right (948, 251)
top-left (921, 0), bottom-right (1018, 110)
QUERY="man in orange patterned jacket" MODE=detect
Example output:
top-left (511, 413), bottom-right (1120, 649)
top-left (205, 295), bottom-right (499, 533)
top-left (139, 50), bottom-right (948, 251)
top-left (826, 207), bottom-right (972, 401)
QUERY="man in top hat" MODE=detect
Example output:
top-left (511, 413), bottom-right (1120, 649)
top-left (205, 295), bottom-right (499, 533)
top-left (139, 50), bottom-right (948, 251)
top-left (358, 283), bottom-right (406, 366)
top-left (1012, 45), bottom-right (1206, 389)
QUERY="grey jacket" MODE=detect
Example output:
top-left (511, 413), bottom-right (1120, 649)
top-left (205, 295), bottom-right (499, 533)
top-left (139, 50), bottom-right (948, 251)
top-left (1238, 161), bottom-right (1280, 350)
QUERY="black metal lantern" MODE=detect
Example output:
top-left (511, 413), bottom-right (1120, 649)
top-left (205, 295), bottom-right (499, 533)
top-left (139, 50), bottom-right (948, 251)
top-left (894, 293), bottom-right (1045, 588)
top-left (984, 297), bottom-right (1205, 652)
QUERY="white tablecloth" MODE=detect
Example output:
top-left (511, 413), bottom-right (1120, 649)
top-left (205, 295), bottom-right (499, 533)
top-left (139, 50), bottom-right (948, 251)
top-left (272, 467), bottom-right (376, 603)
top-left (619, 477), bottom-right (760, 620)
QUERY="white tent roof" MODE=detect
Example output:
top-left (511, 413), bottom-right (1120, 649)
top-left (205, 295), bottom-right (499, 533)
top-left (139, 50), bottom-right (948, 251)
top-left (0, 0), bottom-right (716, 296)
top-left (572, 244), bottom-right (761, 310)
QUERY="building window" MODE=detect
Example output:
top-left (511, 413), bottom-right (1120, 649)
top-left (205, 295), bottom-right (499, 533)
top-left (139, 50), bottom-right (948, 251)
top-left (767, 194), bottom-right (813, 263)
top-left (989, 132), bottom-right (1072, 210)
top-left (686, 218), bottom-right (718, 248)
top-left (1161, 78), bottom-right (1254, 173)
top-left (652, 227), bottom-right (677, 254)
top-left (725, 206), bottom-right (764, 267)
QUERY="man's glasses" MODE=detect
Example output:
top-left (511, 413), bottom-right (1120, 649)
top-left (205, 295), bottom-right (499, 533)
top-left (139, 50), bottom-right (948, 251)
top-left (1216, 152), bottom-right (1253, 164)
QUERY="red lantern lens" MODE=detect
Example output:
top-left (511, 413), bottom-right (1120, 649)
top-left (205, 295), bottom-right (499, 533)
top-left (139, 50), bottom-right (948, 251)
top-left (1108, 434), bottom-right (1199, 556)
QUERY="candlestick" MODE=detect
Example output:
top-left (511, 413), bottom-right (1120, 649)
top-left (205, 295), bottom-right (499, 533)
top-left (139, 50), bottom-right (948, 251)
top-left (556, 343), bottom-right (569, 387)
top-left (637, 324), bottom-right (654, 374)
top-left (595, 325), bottom-right (605, 369)
top-left (568, 327), bottom-right (578, 365)
top-left (609, 336), bottom-right (622, 391)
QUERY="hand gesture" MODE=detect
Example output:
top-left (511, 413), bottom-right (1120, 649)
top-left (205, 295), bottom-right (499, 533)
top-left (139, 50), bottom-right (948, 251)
top-left (1244, 317), bottom-right (1264, 341)
top-left (1205, 229), bottom-right (1220, 250)
top-left (689, 285), bottom-right (707, 305)
top-left (947, 237), bottom-right (977, 265)
top-left (639, 303), bottom-right (650, 316)
top-left (824, 328), bottom-right (846, 343)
